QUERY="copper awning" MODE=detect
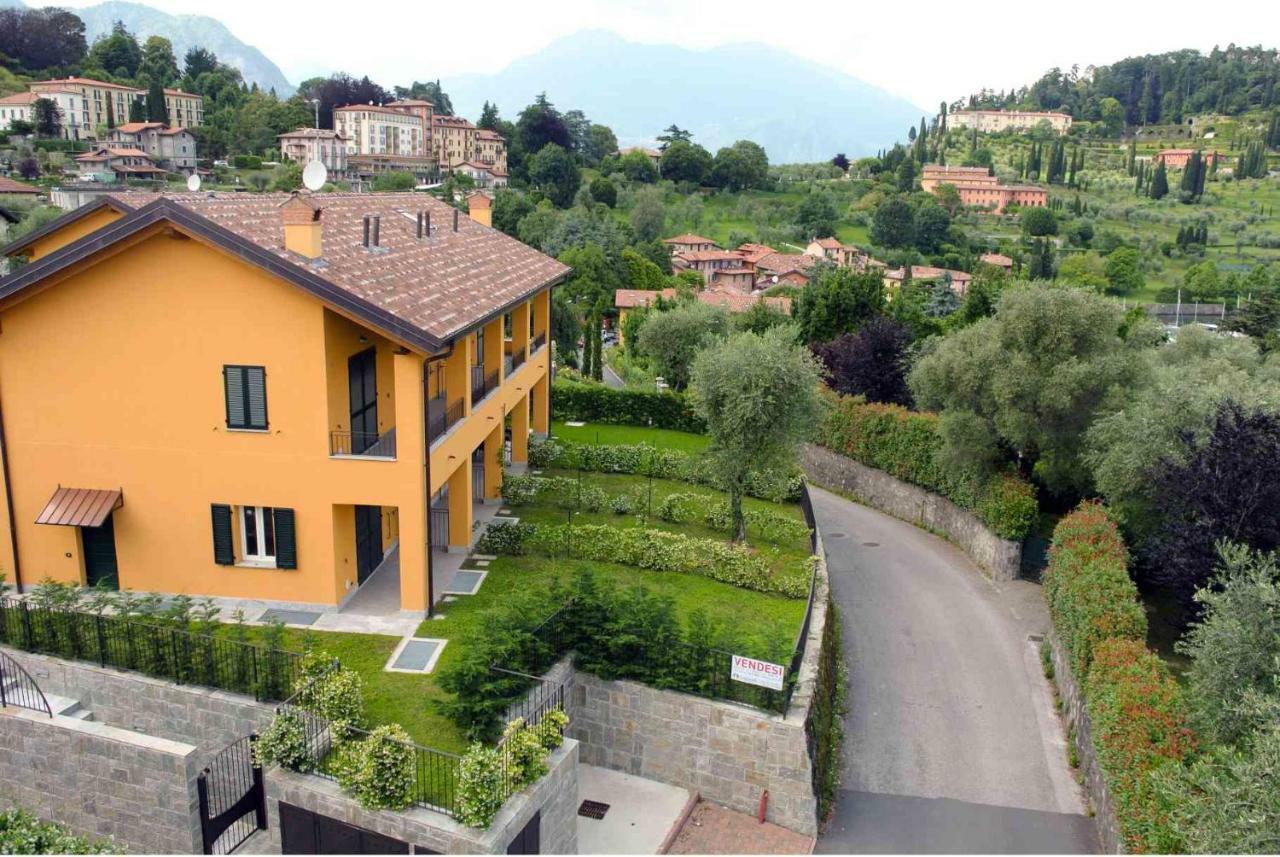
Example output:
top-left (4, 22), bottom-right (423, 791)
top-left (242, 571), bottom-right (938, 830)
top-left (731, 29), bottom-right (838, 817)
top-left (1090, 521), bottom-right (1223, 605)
top-left (35, 486), bottom-right (122, 527)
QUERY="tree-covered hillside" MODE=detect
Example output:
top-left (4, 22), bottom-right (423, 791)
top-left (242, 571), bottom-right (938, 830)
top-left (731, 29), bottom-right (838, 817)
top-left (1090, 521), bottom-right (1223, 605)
top-left (962, 45), bottom-right (1279, 126)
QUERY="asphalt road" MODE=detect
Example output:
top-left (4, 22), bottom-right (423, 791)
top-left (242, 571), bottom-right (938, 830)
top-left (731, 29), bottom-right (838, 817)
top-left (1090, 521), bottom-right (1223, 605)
top-left (809, 486), bottom-right (1099, 854)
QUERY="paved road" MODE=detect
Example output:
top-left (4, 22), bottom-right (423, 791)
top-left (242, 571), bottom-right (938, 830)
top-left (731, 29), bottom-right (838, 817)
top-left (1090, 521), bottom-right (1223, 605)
top-left (810, 487), bottom-right (1098, 854)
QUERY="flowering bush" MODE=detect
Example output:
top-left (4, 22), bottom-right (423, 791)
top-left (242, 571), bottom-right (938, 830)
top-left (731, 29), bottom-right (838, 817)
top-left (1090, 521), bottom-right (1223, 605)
top-left (1085, 638), bottom-right (1195, 853)
top-left (527, 436), bottom-right (564, 469)
top-left (0, 808), bottom-right (119, 854)
top-left (456, 743), bottom-right (505, 828)
top-left (656, 491), bottom-right (702, 523)
top-left (501, 717), bottom-right (549, 787)
top-left (536, 709), bottom-right (570, 751)
top-left (476, 520), bottom-right (534, 555)
top-left (609, 493), bottom-right (634, 515)
top-left (254, 709), bottom-right (316, 772)
top-left (1043, 502), bottom-right (1147, 679)
top-left (293, 649), bottom-right (365, 731)
top-left (333, 724), bottom-right (417, 811)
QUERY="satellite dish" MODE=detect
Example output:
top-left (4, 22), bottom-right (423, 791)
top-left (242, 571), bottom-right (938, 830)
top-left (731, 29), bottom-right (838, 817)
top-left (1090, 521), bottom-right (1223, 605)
top-left (302, 160), bottom-right (328, 192)
top-left (186, 173), bottom-right (201, 192)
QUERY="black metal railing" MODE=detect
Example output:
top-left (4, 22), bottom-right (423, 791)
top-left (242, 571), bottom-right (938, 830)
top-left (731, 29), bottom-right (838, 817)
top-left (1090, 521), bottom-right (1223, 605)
top-left (509, 347), bottom-right (526, 375)
top-left (329, 428), bottom-right (397, 458)
top-left (197, 734), bottom-right (266, 855)
top-left (503, 354), bottom-right (513, 378)
top-left (783, 481), bottom-right (821, 710)
top-left (0, 648), bottom-right (52, 716)
top-left (428, 397), bottom-right (464, 444)
top-left (0, 598), bottom-right (302, 702)
top-left (531, 331), bottom-right (547, 353)
top-left (471, 366), bottom-right (500, 405)
top-left (429, 504), bottom-right (450, 550)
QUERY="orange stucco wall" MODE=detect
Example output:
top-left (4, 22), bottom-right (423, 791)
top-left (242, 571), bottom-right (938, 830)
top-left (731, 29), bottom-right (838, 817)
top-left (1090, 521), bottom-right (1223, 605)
top-left (26, 205), bottom-right (127, 261)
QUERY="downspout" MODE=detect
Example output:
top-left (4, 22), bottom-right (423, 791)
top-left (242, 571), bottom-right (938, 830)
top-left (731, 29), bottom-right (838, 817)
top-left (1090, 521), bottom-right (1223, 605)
top-left (422, 356), bottom-right (434, 617)
top-left (0, 393), bottom-right (22, 592)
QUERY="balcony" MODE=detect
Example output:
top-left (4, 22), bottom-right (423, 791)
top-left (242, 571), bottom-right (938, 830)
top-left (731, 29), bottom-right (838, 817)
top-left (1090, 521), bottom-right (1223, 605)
top-left (471, 365), bottom-right (499, 405)
top-left (427, 395), bottom-right (464, 445)
top-left (508, 347), bottom-right (526, 376)
top-left (531, 331), bottom-right (547, 353)
top-left (330, 428), bottom-right (397, 459)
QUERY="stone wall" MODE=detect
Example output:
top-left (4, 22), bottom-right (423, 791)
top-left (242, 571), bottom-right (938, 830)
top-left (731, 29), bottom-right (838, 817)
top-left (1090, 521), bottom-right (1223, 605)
top-left (5, 648), bottom-right (275, 755)
top-left (0, 707), bottom-right (203, 854)
top-left (1047, 632), bottom-right (1121, 853)
top-left (264, 739), bottom-right (580, 855)
top-left (801, 443), bottom-right (1022, 581)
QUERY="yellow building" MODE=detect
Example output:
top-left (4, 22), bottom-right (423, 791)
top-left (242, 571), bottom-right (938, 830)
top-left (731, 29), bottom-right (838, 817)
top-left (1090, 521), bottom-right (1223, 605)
top-left (0, 191), bottom-right (566, 615)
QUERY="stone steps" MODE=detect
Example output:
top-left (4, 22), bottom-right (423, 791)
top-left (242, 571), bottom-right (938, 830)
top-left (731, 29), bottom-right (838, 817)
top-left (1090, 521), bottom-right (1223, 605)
top-left (1, 679), bottom-right (94, 721)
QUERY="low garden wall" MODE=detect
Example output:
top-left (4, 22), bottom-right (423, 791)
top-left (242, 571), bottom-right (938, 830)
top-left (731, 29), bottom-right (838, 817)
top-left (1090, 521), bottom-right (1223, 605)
top-left (1046, 631), bottom-right (1122, 854)
top-left (4, 648), bottom-right (274, 755)
top-left (801, 443), bottom-right (1022, 580)
top-left (0, 706), bottom-right (203, 853)
top-left (264, 739), bottom-right (580, 854)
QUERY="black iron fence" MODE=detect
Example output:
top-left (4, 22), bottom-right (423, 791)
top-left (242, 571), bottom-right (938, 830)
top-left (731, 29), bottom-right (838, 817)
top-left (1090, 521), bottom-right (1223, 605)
top-left (531, 332), bottom-right (547, 353)
top-left (509, 347), bottom-right (526, 375)
top-left (0, 597), bottom-right (302, 702)
top-left (0, 648), bottom-right (52, 716)
top-left (197, 734), bottom-right (266, 854)
top-left (471, 364), bottom-right (487, 404)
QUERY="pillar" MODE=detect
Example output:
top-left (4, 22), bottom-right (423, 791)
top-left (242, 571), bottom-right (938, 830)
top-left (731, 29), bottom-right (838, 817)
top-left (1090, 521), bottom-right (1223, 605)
top-left (531, 372), bottom-right (549, 436)
top-left (447, 461), bottom-right (472, 551)
top-left (445, 334), bottom-right (473, 415)
top-left (483, 421), bottom-right (503, 502)
top-left (393, 352), bottom-right (430, 612)
top-left (510, 391), bottom-right (529, 464)
top-left (512, 300), bottom-right (530, 360)
top-left (483, 317), bottom-right (503, 386)
top-left (533, 289), bottom-right (551, 352)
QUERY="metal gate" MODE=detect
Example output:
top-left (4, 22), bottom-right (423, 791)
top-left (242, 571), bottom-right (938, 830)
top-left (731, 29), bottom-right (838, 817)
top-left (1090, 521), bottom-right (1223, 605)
top-left (197, 735), bottom-right (266, 855)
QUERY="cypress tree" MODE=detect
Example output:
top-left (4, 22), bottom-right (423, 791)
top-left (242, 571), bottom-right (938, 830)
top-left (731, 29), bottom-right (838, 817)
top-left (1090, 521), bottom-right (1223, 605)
top-left (1150, 161), bottom-right (1169, 199)
top-left (146, 79), bottom-right (168, 124)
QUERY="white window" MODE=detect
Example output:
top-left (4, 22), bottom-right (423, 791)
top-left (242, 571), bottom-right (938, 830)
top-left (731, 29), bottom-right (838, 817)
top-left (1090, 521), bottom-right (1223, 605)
top-left (240, 505), bottom-right (277, 565)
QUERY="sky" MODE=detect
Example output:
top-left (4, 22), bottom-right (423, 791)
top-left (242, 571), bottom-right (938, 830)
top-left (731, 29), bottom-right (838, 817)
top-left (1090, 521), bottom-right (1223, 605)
top-left (55, 0), bottom-right (1280, 109)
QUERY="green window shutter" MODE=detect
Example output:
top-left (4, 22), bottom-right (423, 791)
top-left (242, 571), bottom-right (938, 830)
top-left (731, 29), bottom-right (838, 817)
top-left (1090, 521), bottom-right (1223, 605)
top-left (224, 365), bottom-right (268, 430)
top-left (274, 508), bottom-right (297, 569)
top-left (224, 367), bottom-right (245, 428)
top-left (211, 504), bottom-right (234, 565)
top-left (246, 367), bottom-right (267, 429)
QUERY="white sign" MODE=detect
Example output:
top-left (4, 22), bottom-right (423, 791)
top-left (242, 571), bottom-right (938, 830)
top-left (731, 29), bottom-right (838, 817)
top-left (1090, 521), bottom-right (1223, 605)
top-left (730, 654), bottom-right (785, 691)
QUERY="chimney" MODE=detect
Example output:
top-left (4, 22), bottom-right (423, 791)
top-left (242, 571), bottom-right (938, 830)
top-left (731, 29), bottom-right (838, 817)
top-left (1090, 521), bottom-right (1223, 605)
top-left (280, 193), bottom-right (322, 259)
top-left (452, 208), bottom-right (459, 232)
top-left (362, 214), bottom-right (381, 249)
top-left (466, 192), bottom-right (492, 227)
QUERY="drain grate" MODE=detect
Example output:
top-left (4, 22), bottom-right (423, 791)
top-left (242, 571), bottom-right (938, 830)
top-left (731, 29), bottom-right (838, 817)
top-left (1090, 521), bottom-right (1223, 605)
top-left (578, 799), bottom-right (610, 820)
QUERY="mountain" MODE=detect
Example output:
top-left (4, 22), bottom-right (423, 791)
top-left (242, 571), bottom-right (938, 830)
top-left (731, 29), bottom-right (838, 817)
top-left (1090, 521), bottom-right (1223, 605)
top-left (445, 30), bottom-right (924, 164)
top-left (75, 1), bottom-right (294, 96)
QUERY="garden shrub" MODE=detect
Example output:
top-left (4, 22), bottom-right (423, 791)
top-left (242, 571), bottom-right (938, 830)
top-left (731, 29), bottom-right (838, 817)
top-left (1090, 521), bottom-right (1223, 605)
top-left (475, 521), bottom-right (534, 555)
top-left (456, 743), bottom-right (505, 828)
top-left (814, 391), bottom-right (1037, 540)
top-left (1043, 502), bottom-right (1147, 679)
top-left (551, 380), bottom-right (707, 433)
top-left (333, 725), bottom-right (417, 811)
top-left (0, 807), bottom-right (119, 854)
top-left (500, 718), bottom-right (549, 787)
top-left (527, 436), bottom-right (563, 469)
top-left (293, 649), bottom-right (365, 730)
top-left (1084, 638), bottom-right (1195, 853)
top-left (500, 474), bottom-right (540, 505)
top-left (609, 493), bottom-right (633, 515)
top-left (254, 709), bottom-right (316, 773)
top-left (656, 491), bottom-right (701, 523)
top-left (536, 709), bottom-right (570, 750)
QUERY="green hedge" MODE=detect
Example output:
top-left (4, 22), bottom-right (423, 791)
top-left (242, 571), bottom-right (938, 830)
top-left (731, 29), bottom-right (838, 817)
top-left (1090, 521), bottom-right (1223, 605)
top-left (529, 437), bottom-right (802, 503)
top-left (0, 808), bottom-right (119, 854)
top-left (814, 392), bottom-right (1038, 540)
top-left (1045, 505), bottom-right (1194, 854)
top-left (551, 380), bottom-right (707, 433)
top-left (1042, 502), bottom-right (1148, 680)
top-left (1084, 638), bottom-right (1194, 853)
top-left (476, 521), bottom-right (812, 598)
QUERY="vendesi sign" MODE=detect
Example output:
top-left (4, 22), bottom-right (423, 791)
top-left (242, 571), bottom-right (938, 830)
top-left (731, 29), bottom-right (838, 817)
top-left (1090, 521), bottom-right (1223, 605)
top-left (730, 654), bottom-right (785, 691)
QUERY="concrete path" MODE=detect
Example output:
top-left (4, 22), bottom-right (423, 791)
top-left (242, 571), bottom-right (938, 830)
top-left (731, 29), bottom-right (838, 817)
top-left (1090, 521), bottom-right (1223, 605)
top-left (809, 486), bottom-right (1098, 854)
top-left (575, 764), bottom-right (691, 854)
top-left (602, 361), bottom-right (625, 389)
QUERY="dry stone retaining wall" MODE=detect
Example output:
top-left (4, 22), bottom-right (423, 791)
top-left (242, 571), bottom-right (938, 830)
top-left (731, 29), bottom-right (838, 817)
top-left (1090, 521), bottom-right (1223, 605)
top-left (801, 443), bottom-right (1022, 580)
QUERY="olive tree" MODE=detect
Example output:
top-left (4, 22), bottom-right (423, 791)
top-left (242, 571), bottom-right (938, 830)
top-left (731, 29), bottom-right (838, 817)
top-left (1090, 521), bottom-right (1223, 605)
top-left (636, 301), bottom-right (730, 390)
top-left (689, 327), bottom-right (822, 541)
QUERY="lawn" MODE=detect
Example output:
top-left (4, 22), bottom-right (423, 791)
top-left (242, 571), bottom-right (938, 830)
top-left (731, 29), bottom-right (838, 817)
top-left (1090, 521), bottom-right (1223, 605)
top-left (247, 423), bottom-right (804, 753)
top-left (550, 419), bottom-right (709, 452)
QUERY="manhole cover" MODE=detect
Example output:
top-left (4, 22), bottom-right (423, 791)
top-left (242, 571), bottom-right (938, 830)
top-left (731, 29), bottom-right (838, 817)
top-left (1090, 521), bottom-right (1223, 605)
top-left (578, 800), bottom-right (610, 820)
top-left (828, 532), bottom-right (847, 539)
top-left (862, 542), bottom-right (880, 547)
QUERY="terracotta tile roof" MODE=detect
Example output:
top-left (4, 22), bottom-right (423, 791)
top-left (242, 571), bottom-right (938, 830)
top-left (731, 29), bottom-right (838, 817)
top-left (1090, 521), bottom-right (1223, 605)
top-left (158, 127), bottom-right (191, 136)
top-left (31, 76), bottom-right (140, 91)
top-left (0, 176), bottom-right (40, 194)
top-left (615, 288), bottom-right (676, 308)
top-left (755, 252), bottom-right (816, 275)
top-left (662, 233), bottom-right (717, 246)
top-left (476, 129), bottom-right (504, 141)
top-left (112, 122), bottom-right (164, 133)
top-left (432, 115), bottom-right (476, 129)
top-left (812, 237), bottom-right (843, 250)
top-left (136, 192), bottom-right (568, 344)
top-left (676, 250), bottom-right (742, 263)
top-left (279, 128), bottom-right (346, 140)
top-left (0, 92), bottom-right (39, 105)
top-left (75, 147), bottom-right (150, 160)
top-left (885, 265), bottom-right (971, 282)
top-left (980, 253), bottom-right (1013, 267)
top-left (388, 99), bottom-right (434, 107)
top-left (615, 287), bottom-right (790, 315)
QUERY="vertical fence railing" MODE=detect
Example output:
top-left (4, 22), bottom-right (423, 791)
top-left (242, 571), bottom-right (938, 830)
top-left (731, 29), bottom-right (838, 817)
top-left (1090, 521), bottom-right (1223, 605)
top-left (0, 648), bottom-right (52, 716)
top-left (0, 597), bottom-right (301, 702)
top-left (197, 734), bottom-right (266, 855)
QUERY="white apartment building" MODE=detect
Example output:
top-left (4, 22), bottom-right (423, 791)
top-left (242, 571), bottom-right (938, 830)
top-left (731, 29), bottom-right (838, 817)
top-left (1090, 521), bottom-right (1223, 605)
top-left (0, 90), bottom-right (90, 140)
top-left (278, 128), bottom-right (349, 176)
top-left (333, 105), bottom-right (426, 158)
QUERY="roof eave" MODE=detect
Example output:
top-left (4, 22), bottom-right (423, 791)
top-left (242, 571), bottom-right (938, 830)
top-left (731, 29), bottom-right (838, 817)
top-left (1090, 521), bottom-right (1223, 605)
top-left (0, 196), bottom-right (133, 258)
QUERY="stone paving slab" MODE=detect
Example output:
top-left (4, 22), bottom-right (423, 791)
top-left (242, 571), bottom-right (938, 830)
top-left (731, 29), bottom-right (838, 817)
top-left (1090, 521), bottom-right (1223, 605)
top-left (667, 801), bottom-right (815, 854)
